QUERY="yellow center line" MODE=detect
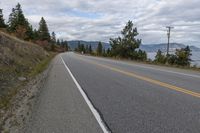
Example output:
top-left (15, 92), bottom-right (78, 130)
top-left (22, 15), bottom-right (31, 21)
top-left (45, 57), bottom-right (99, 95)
top-left (76, 55), bottom-right (200, 98)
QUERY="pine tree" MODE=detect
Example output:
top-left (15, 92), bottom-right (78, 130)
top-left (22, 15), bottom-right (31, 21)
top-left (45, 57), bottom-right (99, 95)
top-left (61, 39), bottom-right (64, 48)
top-left (96, 42), bottom-right (103, 55)
top-left (89, 45), bottom-right (92, 54)
top-left (77, 41), bottom-right (81, 52)
top-left (102, 48), bottom-right (106, 56)
top-left (7, 3), bottom-right (30, 39)
top-left (51, 32), bottom-right (56, 44)
top-left (38, 17), bottom-right (50, 41)
top-left (50, 32), bottom-right (56, 51)
top-left (15, 3), bottom-right (28, 26)
top-left (110, 20), bottom-right (141, 59)
top-left (64, 41), bottom-right (69, 51)
top-left (80, 44), bottom-right (85, 53)
top-left (107, 48), bottom-right (111, 55)
top-left (57, 39), bottom-right (60, 45)
top-left (33, 29), bottom-right (39, 40)
top-left (175, 46), bottom-right (192, 66)
top-left (155, 49), bottom-right (166, 64)
top-left (25, 25), bottom-right (34, 40)
top-left (137, 49), bottom-right (147, 61)
top-left (7, 8), bottom-right (17, 32)
top-left (0, 9), bottom-right (6, 28)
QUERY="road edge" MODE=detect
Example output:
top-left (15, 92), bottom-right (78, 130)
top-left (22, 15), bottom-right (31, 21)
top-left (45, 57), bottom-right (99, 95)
top-left (60, 55), bottom-right (111, 133)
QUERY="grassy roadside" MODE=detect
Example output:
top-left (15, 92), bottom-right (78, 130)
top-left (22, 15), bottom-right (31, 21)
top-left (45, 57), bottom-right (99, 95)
top-left (29, 52), bottom-right (56, 77)
top-left (0, 52), bottom-right (56, 110)
top-left (0, 52), bottom-right (56, 132)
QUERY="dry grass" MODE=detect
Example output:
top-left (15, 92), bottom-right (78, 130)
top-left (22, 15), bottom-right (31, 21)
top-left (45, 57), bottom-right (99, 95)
top-left (0, 31), bottom-right (55, 109)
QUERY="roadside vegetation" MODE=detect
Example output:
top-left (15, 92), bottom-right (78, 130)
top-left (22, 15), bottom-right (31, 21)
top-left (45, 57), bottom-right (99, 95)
top-left (74, 20), bottom-right (197, 69)
top-left (0, 31), bottom-right (55, 109)
top-left (154, 46), bottom-right (192, 66)
top-left (0, 3), bottom-right (198, 113)
top-left (0, 3), bottom-right (69, 52)
top-left (0, 3), bottom-right (60, 125)
top-left (75, 21), bottom-right (147, 61)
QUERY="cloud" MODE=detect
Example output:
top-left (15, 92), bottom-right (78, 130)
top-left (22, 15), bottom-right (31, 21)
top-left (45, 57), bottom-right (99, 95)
top-left (0, 0), bottom-right (200, 47)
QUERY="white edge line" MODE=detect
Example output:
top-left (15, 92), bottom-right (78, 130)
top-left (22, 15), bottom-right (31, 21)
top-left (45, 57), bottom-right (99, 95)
top-left (60, 55), bottom-right (110, 133)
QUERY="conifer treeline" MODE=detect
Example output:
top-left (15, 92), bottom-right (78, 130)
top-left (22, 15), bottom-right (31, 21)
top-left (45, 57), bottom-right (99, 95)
top-left (0, 3), bottom-right (68, 51)
top-left (74, 41), bottom-right (111, 57)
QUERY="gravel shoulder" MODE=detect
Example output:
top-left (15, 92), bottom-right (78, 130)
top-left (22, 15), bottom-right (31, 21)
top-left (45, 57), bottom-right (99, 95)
top-left (21, 55), bottom-right (103, 133)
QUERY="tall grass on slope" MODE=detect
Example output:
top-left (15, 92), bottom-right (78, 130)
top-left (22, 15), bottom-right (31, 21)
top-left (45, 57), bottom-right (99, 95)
top-left (0, 31), bottom-right (52, 108)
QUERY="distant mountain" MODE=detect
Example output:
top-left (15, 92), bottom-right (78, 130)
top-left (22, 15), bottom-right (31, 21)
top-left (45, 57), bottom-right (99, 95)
top-left (67, 40), bottom-right (110, 50)
top-left (140, 43), bottom-right (200, 52)
top-left (68, 41), bottom-right (200, 53)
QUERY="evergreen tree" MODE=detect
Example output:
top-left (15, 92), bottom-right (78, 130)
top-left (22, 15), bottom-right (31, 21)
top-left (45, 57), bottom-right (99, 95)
top-left (97, 41), bottom-right (103, 55)
top-left (57, 39), bottom-right (60, 45)
top-left (85, 45), bottom-right (89, 53)
top-left (64, 41), bottom-right (69, 51)
top-left (7, 3), bottom-right (30, 39)
top-left (154, 49), bottom-right (167, 64)
top-left (51, 32), bottom-right (56, 44)
top-left (7, 8), bottom-right (16, 32)
top-left (80, 44), bottom-right (85, 53)
top-left (15, 3), bottom-right (28, 26)
top-left (102, 48), bottom-right (106, 56)
top-left (175, 46), bottom-right (192, 66)
top-left (50, 32), bottom-right (56, 51)
top-left (61, 39), bottom-right (64, 48)
top-left (0, 9), bottom-right (6, 28)
top-left (106, 48), bottom-right (111, 56)
top-left (25, 25), bottom-right (34, 40)
top-left (32, 29), bottom-right (39, 40)
top-left (77, 41), bottom-right (81, 52)
top-left (110, 20), bottom-right (141, 59)
top-left (167, 54), bottom-right (177, 65)
top-left (89, 45), bottom-right (92, 54)
top-left (38, 17), bottom-right (50, 41)
top-left (51, 43), bottom-right (55, 51)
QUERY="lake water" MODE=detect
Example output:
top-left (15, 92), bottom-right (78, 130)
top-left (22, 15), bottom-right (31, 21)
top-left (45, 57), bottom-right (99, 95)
top-left (147, 52), bottom-right (200, 67)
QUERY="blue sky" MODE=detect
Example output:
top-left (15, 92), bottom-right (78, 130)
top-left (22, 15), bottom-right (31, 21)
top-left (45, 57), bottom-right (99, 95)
top-left (0, 0), bottom-right (200, 47)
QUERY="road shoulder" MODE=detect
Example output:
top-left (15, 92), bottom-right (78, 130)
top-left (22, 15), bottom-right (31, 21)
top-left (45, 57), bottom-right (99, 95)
top-left (22, 54), bottom-right (103, 133)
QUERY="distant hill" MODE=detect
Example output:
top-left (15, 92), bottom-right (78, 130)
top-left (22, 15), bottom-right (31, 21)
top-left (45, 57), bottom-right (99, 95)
top-left (67, 40), bottom-right (110, 50)
top-left (67, 40), bottom-right (200, 52)
top-left (140, 43), bottom-right (200, 52)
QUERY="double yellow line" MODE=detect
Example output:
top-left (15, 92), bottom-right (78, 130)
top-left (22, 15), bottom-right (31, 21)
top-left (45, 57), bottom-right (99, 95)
top-left (78, 56), bottom-right (200, 98)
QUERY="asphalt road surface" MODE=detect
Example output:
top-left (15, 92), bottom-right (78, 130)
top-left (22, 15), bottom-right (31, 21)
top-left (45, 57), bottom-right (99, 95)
top-left (61, 52), bottom-right (200, 133)
top-left (24, 52), bottom-right (200, 133)
top-left (23, 55), bottom-right (103, 133)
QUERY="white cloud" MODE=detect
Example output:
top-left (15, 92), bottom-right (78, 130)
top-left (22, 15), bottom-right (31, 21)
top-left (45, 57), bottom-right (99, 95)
top-left (0, 0), bottom-right (200, 47)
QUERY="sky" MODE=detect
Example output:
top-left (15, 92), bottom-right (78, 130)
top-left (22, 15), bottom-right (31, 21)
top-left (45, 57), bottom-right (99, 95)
top-left (0, 0), bottom-right (200, 47)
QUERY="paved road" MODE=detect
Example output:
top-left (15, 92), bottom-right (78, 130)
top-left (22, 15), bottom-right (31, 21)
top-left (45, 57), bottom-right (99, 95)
top-left (61, 52), bottom-right (200, 133)
top-left (23, 55), bottom-right (103, 133)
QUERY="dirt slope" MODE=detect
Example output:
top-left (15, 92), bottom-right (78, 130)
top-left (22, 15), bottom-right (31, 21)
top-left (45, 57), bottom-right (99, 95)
top-left (0, 31), bottom-right (49, 98)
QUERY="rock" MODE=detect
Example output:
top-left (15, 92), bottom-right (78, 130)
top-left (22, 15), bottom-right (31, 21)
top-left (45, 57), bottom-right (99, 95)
top-left (18, 77), bottom-right (27, 81)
